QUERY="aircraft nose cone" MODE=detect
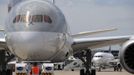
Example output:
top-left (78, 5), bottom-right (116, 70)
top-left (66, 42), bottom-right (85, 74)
top-left (92, 58), bottom-right (101, 64)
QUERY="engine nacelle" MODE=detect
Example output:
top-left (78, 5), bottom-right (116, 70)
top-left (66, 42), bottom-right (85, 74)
top-left (119, 40), bottom-right (134, 74)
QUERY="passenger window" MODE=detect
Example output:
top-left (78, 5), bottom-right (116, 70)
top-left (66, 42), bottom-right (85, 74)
top-left (44, 15), bottom-right (52, 24)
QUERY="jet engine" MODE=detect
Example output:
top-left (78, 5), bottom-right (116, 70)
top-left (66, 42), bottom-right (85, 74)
top-left (119, 40), bottom-right (134, 74)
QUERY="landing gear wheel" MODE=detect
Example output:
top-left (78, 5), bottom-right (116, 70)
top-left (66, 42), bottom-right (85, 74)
top-left (86, 70), bottom-right (90, 75)
top-left (91, 69), bottom-right (96, 75)
top-left (114, 66), bottom-right (116, 71)
top-left (1, 70), bottom-right (6, 75)
top-left (71, 69), bottom-right (74, 71)
top-left (80, 69), bottom-right (85, 75)
top-left (7, 69), bottom-right (12, 75)
top-left (0, 70), bottom-right (1, 75)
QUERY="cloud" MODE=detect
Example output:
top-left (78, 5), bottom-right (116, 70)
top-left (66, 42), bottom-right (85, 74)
top-left (55, 0), bottom-right (134, 37)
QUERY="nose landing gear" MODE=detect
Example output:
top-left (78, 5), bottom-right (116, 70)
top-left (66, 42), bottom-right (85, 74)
top-left (78, 49), bottom-right (96, 75)
top-left (0, 50), bottom-right (14, 75)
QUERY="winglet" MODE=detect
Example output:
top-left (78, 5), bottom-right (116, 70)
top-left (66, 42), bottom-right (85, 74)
top-left (72, 28), bottom-right (117, 38)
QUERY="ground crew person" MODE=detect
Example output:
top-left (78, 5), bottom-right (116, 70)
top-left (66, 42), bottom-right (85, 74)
top-left (30, 63), bottom-right (40, 75)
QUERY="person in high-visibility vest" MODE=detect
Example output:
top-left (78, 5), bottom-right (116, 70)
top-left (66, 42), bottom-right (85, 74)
top-left (30, 63), bottom-right (40, 75)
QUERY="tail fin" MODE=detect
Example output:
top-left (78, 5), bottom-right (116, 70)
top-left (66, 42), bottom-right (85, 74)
top-left (108, 46), bottom-right (112, 53)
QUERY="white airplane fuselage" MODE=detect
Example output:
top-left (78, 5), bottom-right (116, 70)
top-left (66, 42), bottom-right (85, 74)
top-left (5, 0), bottom-right (73, 62)
top-left (92, 52), bottom-right (114, 68)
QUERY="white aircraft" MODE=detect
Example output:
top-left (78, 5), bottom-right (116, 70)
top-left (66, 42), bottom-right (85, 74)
top-left (0, 0), bottom-right (134, 75)
top-left (92, 52), bottom-right (117, 71)
top-left (92, 46), bottom-right (118, 71)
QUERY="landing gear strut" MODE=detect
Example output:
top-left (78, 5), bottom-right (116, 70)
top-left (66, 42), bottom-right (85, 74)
top-left (0, 50), bottom-right (14, 75)
top-left (78, 49), bottom-right (96, 75)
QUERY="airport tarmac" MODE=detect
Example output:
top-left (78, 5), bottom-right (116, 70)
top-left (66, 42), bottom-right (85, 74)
top-left (54, 70), bottom-right (133, 75)
top-left (12, 69), bottom-right (133, 75)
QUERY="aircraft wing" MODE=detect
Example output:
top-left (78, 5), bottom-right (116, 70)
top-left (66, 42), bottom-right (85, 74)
top-left (72, 28), bottom-right (117, 38)
top-left (72, 36), bottom-right (131, 53)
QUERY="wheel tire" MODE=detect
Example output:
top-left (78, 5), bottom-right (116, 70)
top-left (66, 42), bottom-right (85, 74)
top-left (6, 69), bottom-right (12, 75)
top-left (2, 70), bottom-right (6, 75)
top-left (71, 69), bottom-right (74, 71)
top-left (114, 67), bottom-right (116, 71)
top-left (91, 69), bottom-right (96, 75)
top-left (86, 70), bottom-right (90, 75)
top-left (80, 69), bottom-right (85, 75)
top-left (0, 70), bottom-right (2, 75)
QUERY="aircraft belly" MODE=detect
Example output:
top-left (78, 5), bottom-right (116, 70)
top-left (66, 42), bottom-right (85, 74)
top-left (6, 32), bottom-right (68, 61)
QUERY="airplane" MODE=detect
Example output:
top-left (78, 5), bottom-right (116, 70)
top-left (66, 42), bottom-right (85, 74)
top-left (0, 0), bottom-right (134, 75)
top-left (92, 46), bottom-right (118, 71)
top-left (92, 52), bottom-right (118, 71)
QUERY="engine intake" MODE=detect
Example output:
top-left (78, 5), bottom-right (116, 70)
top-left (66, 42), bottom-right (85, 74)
top-left (120, 40), bottom-right (134, 74)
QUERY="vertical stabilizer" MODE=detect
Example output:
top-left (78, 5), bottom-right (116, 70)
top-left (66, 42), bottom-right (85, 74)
top-left (108, 46), bottom-right (112, 53)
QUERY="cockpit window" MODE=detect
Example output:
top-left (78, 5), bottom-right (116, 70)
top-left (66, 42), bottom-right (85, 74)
top-left (95, 56), bottom-right (103, 58)
top-left (20, 15), bottom-right (27, 22)
top-left (32, 15), bottom-right (43, 22)
top-left (44, 15), bottom-right (52, 23)
top-left (13, 15), bottom-right (20, 23)
top-left (13, 15), bottom-right (52, 24)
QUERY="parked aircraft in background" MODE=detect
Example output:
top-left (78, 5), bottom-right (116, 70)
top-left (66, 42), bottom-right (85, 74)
top-left (92, 52), bottom-right (118, 71)
top-left (0, 0), bottom-right (134, 75)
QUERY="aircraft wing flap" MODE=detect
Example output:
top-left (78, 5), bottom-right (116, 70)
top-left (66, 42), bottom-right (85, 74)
top-left (72, 36), bottom-right (131, 53)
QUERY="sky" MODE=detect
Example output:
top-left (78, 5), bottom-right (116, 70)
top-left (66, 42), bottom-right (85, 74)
top-left (0, 0), bottom-right (134, 49)
top-left (55, 0), bottom-right (134, 36)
